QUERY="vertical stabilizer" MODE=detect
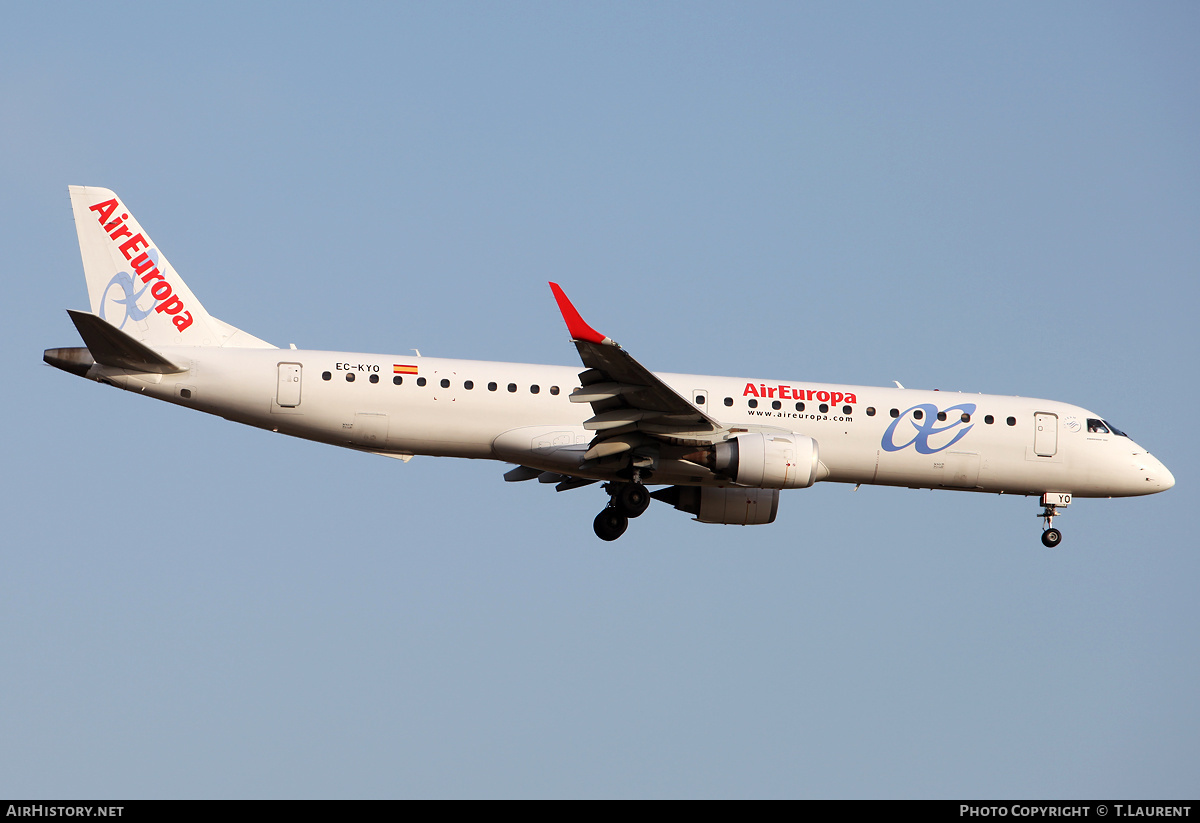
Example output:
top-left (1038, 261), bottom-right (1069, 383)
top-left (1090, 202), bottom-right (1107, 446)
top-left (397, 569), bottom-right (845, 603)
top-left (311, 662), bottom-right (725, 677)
top-left (68, 186), bottom-right (274, 349)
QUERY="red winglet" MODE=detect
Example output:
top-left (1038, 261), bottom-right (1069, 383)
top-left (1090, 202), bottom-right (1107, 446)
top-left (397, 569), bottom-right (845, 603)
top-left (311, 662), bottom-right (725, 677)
top-left (549, 282), bottom-right (609, 345)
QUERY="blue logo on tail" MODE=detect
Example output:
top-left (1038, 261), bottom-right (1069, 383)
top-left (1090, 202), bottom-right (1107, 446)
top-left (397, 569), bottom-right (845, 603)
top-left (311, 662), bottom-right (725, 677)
top-left (99, 250), bottom-right (161, 329)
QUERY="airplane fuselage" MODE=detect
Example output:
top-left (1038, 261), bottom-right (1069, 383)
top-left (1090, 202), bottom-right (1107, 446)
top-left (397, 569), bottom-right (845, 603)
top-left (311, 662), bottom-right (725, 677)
top-left (85, 346), bottom-right (1172, 500)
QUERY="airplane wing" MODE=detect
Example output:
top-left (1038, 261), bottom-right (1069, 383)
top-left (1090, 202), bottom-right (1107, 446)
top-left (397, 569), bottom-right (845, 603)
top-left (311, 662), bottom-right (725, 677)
top-left (549, 283), bottom-right (724, 464)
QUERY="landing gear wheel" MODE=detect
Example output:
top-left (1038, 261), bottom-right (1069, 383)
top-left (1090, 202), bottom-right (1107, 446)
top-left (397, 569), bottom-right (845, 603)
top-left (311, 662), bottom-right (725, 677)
top-left (1037, 497), bottom-right (1068, 548)
top-left (594, 508), bottom-right (629, 541)
top-left (616, 483), bottom-right (651, 518)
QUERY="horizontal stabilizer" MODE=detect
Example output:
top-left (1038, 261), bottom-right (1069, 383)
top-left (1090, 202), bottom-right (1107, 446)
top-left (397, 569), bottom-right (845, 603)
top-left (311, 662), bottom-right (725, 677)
top-left (67, 310), bottom-right (185, 374)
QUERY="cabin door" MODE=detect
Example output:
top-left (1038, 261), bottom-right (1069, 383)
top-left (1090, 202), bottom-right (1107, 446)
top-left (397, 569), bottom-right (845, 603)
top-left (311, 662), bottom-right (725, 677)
top-left (277, 363), bottom-right (302, 408)
top-left (1034, 412), bottom-right (1058, 457)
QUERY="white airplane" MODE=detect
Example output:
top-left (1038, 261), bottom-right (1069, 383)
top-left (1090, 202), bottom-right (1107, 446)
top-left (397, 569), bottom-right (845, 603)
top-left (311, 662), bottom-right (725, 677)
top-left (45, 186), bottom-right (1175, 545)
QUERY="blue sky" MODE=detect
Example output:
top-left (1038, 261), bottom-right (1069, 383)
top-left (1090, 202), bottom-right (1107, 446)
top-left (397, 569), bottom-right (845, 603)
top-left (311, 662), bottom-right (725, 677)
top-left (2, 1), bottom-right (1197, 798)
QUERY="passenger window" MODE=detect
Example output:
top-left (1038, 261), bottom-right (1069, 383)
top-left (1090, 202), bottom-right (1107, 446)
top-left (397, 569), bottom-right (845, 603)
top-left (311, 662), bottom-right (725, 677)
top-left (507, 383), bottom-right (517, 393)
top-left (1007, 416), bottom-right (1016, 426)
top-left (866, 407), bottom-right (876, 416)
top-left (748, 399), bottom-right (758, 408)
top-left (464, 380), bottom-right (474, 390)
top-left (322, 371), bottom-right (331, 381)
top-left (416, 377), bottom-right (426, 387)
top-left (696, 395), bottom-right (707, 406)
top-left (488, 382), bottom-right (497, 391)
top-left (724, 397), bottom-right (734, 407)
top-left (890, 408), bottom-right (899, 418)
top-left (530, 385), bottom-right (540, 394)
top-left (961, 413), bottom-right (970, 423)
top-left (393, 376), bottom-right (403, 386)
top-left (772, 400), bottom-right (781, 410)
top-left (440, 379), bottom-right (450, 389)
top-left (370, 374), bottom-right (379, 384)
top-left (913, 409), bottom-right (923, 420)
top-left (795, 402), bottom-right (805, 412)
top-left (984, 415), bottom-right (994, 424)
top-left (842, 405), bottom-right (852, 415)
top-left (346, 373), bottom-right (355, 382)
top-left (550, 386), bottom-right (560, 395)
top-left (937, 412), bottom-right (947, 421)
top-left (819, 403), bottom-right (829, 413)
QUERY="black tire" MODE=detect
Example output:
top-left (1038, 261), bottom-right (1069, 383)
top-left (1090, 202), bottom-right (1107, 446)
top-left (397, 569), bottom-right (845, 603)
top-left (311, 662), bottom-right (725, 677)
top-left (593, 508), bottom-right (629, 541)
top-left (616, 483), bottom-right (651, 518)
top-left (1041, 527), bottom-right (1062, 548)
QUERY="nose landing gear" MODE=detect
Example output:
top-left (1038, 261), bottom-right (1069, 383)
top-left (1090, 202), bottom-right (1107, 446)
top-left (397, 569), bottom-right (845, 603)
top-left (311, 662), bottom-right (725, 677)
top-left (1038, 492), bottom-right (1071, 548)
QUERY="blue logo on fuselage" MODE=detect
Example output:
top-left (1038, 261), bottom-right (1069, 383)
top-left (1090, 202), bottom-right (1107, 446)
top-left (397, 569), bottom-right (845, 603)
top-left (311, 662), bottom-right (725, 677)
top-left (881, 403), bottom-right (976, 454)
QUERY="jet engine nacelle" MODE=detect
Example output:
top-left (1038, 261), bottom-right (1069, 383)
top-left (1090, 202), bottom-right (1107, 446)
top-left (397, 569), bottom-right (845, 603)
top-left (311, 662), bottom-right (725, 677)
top-left (651, 486), bottom-right (781, 525)
top-left (713, 432), bottom-right (819, 489)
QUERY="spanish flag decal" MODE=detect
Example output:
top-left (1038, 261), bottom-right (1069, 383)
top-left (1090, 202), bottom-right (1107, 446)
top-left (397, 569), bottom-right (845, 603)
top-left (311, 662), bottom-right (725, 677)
top-left (393, 364), bottom-right (419, 375)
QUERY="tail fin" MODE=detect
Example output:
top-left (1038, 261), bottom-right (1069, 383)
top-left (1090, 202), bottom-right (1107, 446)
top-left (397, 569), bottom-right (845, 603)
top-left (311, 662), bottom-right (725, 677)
top-left (68, 186), bottom-right (274, 349)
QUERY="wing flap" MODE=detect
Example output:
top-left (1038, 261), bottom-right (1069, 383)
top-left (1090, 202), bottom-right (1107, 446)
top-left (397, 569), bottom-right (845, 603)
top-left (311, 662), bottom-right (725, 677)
top-left (568, 382), bottom-right (645, 403)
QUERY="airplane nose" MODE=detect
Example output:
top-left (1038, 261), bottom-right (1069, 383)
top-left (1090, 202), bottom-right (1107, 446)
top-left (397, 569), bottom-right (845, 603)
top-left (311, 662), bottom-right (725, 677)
top-left (1143, 454), bottom-right (1174, 492)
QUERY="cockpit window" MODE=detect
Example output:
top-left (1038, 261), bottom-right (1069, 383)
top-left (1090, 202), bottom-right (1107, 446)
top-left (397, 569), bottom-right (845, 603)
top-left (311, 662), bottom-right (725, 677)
top-left (1103, 420), bottom-right (1129, 437)
top-left (1087, 419), bottom-right (1110, 434)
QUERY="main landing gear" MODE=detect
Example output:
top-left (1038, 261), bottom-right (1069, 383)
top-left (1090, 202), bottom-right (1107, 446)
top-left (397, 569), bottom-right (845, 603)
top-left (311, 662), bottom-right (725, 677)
top-left (592, 480), bottom-right (651, 541)
top-left (1038, 492), bottom-right (1071, 548)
